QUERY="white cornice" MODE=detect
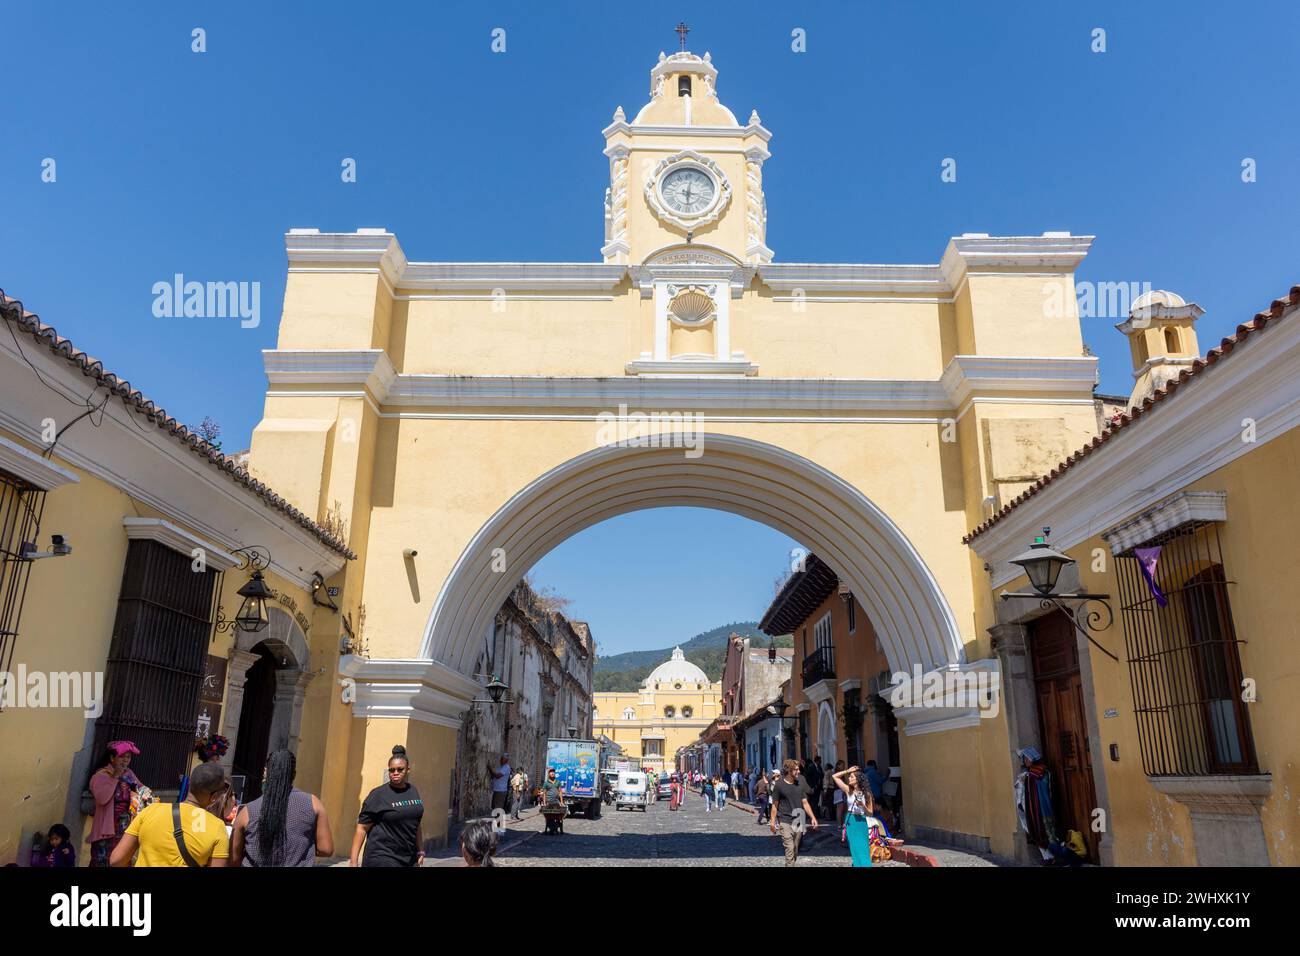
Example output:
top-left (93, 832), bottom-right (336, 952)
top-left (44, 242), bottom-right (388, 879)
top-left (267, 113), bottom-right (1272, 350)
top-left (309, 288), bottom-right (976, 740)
top-left (941, 355), bottom-right (1099, 407)
top-left (0, 434), bottom-right (79, 490)
top-left (284, 231), bottom-right (1093, 297)
top-left (286, 231), bottom-right (627, 293)
top-left (759, 263), bottom-right (947, 295)
top-left (625, 359), bottom-right (760, 378)
top-left (261, 352), bottom-right (1106, 414)
top-left (398, 262), bottom-right (627, 292)
top-left (603, 123), bottom-right (772, 143)
top-left (122, 518), bottom-right (240, 570)
top-left (263, 349), bottom-right (396, 399)
top-left (285, 228), bottom-right (406, 290)
top-left (939, 234), bottom-right (1094, 290)
top-left (1100, 491), bottom-right (1228, 555)
top-left (344, 656), bottom-right (483, 729)
top-left (970, 303), bottom-right (1300, 586)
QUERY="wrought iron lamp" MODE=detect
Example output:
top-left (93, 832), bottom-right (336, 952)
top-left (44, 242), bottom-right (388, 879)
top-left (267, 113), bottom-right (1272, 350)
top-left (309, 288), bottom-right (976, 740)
top-left (1001, 528), bottom-right (1118, 661)
top-left (566, 725), bottom-right (578, 739)
top-left (216, 546), bottom-right (274, 634)
top-left (470, 674), bottom-right (514, 706)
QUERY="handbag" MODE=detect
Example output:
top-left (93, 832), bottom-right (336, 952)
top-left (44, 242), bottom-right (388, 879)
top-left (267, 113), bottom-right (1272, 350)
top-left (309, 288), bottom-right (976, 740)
top-left (171, 804), bottom-right (201, 868)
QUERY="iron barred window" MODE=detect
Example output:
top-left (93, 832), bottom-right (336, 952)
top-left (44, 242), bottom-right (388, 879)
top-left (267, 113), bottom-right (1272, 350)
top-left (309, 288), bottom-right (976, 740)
top-left (0, 468), bottom-right (48, 696)
top-left (92, 539), bottom-right (222, 789)
top-left (1116, 521), bottom-right (1256, 777)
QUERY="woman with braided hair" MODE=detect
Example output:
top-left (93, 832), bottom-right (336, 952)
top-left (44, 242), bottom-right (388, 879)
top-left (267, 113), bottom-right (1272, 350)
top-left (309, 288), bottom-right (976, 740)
top-left (230, 749), bottom-right (334, 866)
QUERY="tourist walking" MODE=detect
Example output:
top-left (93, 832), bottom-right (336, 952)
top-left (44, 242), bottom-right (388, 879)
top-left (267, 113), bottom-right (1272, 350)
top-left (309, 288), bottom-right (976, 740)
top-left (716, 774), bottom-right (729, 810)
top-left (488, 753), bottom-right (511, 814)
top-left (351, 745), bottom-right (425, 867)
top-left (769, 759), bottom-right (818, 866)
top-left (509, 767), bottom-right (528, 820)
top-left (753, 771), bottom-right (770, 825)
top-left (460, 819), bottom-right (498, 867)
top-left (703, 775), bottom-right (715, 812)
top-left (110, 762), bottom-right (230, 867)
top-left (87, 740), bottom-right (148, 867)
top-left (231, 749), bottom-right (333, 866)
top-left (833, 765), bottom-right (874, 867)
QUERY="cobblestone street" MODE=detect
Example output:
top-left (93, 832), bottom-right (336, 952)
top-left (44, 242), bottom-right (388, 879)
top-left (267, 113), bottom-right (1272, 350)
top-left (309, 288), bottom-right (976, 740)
top-left (482, 797), bottom-right (903, 867)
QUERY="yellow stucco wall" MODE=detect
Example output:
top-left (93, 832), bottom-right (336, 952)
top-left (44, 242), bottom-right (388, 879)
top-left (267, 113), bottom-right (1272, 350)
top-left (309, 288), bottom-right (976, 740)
top-left (0, 436), bottom-right (341, 864)
top-left (976, 426), bottom-right (1300, 865)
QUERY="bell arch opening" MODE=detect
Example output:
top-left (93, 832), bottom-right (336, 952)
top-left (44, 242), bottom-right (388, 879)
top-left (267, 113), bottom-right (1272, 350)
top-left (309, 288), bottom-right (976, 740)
top-left (419, 434), bottom-right (965, 681)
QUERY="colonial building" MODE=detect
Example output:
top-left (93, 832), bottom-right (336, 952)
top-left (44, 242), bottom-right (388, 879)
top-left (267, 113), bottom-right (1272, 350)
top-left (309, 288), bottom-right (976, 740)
top-left (759, 555), bottom-right (897, 775)
top-left (0, 291), bottom-right (352, 864)
top-left (696, 633), bottom-right (792, 774)
top-left (965, 286), bottom-right (1300, 866)
top-left (591, 648), bottom-right (719, 775)
top-left (452, 580), bottom-right (593, 821)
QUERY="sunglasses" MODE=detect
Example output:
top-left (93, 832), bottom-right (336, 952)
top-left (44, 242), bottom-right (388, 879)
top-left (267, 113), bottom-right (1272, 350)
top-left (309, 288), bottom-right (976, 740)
top-left (388, 767), bottom-right (409, 774)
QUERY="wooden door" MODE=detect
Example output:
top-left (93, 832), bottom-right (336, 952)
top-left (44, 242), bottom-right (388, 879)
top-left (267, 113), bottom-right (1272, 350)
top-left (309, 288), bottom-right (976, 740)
top-left (1030, 612), bottom-right (1099, 861)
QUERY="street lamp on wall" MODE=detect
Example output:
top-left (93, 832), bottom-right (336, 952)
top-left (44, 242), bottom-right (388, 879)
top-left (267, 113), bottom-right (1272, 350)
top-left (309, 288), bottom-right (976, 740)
top-left (215, 546), bottom-right (274, 635)
top-left (1001, 528), bottom-right (1118, 662)
top-left (470, 674), bottom-right (514, 706)
top-left (566, 725), bottom-right (578, 739)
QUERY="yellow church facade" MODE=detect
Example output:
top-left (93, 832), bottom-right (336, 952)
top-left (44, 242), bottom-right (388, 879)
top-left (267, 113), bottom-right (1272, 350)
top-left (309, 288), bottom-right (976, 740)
top-left (244, 45), bottom-right (1102, 853)
top-left (592, 648), bottom-right (720, 774)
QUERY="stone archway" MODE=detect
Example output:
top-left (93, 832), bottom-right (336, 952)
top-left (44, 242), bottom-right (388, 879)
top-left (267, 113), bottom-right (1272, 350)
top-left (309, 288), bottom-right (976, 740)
top-left (220, 606), bottom-right (315, 788)
top-left (420, 434), bottom-right (966, 681)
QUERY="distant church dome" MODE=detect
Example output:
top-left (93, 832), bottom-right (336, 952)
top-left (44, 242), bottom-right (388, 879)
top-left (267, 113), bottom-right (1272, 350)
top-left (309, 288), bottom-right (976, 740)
top-left (643, 647), bottom-right (708, 688)
top-left (1130, 289), bottom-right (1186, 313)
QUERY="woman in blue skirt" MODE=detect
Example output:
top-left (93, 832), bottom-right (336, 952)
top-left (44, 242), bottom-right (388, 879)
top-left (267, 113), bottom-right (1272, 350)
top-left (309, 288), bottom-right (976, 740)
top-left (832, 765), bottom-right (874, 867)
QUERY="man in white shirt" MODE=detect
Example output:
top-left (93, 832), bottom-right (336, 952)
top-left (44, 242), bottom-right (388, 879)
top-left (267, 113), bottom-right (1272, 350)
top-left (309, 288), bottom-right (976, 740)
top-left (488, 754), bottom-right (511, 813)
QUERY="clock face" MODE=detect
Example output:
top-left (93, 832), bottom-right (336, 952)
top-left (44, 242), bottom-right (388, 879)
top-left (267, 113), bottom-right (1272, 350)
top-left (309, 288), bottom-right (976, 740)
top-left (660, 167), bottom-right (716, 216)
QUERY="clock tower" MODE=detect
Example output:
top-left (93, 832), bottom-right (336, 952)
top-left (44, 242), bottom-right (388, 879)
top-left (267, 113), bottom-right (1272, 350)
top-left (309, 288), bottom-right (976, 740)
top-left (601, 45), bottom-right (773, 268)
top-left (603, 40), bottom-right (772, 375)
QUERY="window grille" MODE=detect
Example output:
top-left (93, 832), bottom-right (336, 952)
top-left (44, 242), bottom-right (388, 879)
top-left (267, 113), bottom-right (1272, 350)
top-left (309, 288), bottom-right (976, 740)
top-left (0, 468), bottom-right (47, 704)
top-left (1116, 521), bottom-right (1256, 777)
top-left (92, 539), bottom-right (222, 788)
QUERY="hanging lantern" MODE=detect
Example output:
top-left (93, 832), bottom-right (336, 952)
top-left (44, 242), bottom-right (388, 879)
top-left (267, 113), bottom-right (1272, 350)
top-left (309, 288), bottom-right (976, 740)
top-left (234, 570), bottom-right (273, 633)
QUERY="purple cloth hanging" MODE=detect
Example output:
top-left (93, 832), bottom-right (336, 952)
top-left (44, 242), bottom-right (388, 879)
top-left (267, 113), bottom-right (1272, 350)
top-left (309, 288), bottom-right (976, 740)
top-left (1135, 546), bottom-right (1168, 607)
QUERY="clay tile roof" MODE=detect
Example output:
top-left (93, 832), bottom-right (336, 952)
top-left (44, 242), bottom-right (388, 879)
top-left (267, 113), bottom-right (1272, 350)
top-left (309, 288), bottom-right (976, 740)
top-left (0, 289), bottom-right (356, 560)
top-left (963, 283), bottom-right (1300, 544)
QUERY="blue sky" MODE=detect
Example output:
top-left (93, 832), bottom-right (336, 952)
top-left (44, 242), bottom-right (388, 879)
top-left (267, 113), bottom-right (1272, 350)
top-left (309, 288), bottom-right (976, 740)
top-left (3, 2), bottom-right (1297, 654)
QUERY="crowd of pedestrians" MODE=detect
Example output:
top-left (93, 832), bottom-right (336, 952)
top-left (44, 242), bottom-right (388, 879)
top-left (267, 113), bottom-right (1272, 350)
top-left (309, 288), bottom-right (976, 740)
top-left (34, 734), bottom-right (901, 870)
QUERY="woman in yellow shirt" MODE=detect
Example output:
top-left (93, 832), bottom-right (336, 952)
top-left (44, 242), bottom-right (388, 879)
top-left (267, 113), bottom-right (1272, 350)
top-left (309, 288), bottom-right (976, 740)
top-left (109, 763), bottom-right (231, 867)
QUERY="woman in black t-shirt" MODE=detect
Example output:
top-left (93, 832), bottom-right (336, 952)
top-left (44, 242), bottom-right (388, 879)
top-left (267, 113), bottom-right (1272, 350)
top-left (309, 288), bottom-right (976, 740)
top-left (350, 745), bottom-right (425, 867)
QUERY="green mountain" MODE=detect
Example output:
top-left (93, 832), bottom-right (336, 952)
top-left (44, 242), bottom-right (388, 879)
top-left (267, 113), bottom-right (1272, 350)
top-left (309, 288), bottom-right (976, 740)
top-left (592, 621), bottom-right (793, 693)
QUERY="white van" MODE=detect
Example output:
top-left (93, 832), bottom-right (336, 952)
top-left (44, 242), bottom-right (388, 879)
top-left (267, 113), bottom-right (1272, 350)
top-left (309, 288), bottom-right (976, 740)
top-left (615, 771), bottom-right (648, 811)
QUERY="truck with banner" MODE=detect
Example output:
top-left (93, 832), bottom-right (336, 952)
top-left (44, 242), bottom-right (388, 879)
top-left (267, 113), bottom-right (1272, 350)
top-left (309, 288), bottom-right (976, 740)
top-left (545, 737), bottom-right (603, 819)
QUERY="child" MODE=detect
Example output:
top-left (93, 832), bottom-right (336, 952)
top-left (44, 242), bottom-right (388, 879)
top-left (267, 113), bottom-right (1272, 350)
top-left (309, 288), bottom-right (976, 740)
top-left (30, 824), bottom-right (76, 868)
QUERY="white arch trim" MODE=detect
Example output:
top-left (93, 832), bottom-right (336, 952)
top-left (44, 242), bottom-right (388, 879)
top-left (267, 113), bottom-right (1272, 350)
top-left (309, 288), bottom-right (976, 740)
top-left (419, 434), bottom-right (966, 680)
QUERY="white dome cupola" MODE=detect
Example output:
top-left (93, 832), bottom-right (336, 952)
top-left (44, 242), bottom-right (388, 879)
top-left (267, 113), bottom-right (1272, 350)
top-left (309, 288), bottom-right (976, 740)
top-left (642, 646), bottom-right (709, 689)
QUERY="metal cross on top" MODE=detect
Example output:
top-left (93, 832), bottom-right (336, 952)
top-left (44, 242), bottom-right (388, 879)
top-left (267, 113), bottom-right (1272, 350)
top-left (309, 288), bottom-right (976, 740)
top-left (675, 22), bottom-right (690, 51)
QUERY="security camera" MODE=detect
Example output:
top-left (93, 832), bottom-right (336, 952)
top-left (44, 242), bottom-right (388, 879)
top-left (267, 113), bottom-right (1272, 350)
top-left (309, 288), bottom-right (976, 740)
top-left (20, 535), bottom-right (71, 560)
top-left (403, 548), bottom-right (418, 558)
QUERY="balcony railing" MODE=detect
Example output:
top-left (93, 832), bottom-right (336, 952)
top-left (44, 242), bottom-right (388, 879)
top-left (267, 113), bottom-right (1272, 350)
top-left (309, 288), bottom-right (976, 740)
top-left (801, 646), bottom-right (835, 688)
